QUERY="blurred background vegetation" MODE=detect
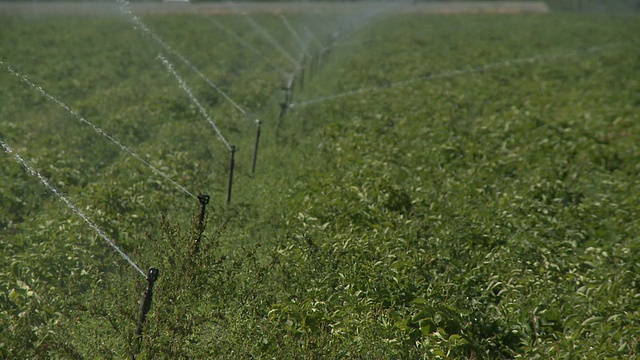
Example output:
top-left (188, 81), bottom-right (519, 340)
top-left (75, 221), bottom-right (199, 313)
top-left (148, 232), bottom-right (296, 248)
top-left (1, 0), bottom-right (639, 12)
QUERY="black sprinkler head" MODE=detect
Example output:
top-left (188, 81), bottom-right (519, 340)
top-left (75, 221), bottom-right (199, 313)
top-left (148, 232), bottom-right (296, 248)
top-left (147, 268), bottom-right (159, 282)
top-left (198, 194), bottom-right (210, 205)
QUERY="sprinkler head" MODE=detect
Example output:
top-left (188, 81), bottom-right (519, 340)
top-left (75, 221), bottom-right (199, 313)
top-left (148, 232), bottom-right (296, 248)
top-left (147, 268), bottom-right (159, 283)
top-left (255, 119), bottom-right (262, 126)
top-left (198, 194), bottom-right (210, 205)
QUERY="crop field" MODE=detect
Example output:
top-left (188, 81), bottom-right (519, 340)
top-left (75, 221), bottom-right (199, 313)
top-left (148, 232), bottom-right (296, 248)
top-left (1, 2), bottom-right (639, 358)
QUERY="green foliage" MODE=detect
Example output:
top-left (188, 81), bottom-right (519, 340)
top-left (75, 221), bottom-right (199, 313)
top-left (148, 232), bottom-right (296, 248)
top-left (1, 9), bottom-right (639, 359)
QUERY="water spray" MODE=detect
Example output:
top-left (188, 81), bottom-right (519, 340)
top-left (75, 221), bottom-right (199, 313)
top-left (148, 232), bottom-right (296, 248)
top-left (287, 73), bottom-right (296, 104)
top-left (208, 16), bottom-right (289, 80)
top-left (304, 25), bottom-right (324, 51)
top-left (290, 44), bottom-right (618, 110)
top-left (3, 137), bottom-right (160, 350)
top-left (0, 138), bottom-right (147, 278)
top-left (225, 1), bottom-right (298, 68)
top-left (118, 0), bottom-right (251, 118)
top-left (294, 48), bottom-right (306, 93)
top-left (159, 55), bottom-right (233, 151)
top-left (1, 60), bottom-right (197, 201)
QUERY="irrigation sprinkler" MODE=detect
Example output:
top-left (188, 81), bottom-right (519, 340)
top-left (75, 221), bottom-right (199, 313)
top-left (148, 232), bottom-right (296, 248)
top-left (226, 145), bottom-right (237, 205)
top-left (299, 66), bottom-right (305, 92)
top-left (194, 194), bottom-right (210, 253)
top-left (276, 101), bottom-right (288, 140)
top-left (276, 76), bottom-right (295, 139)
top-left (320, 47), bottom-right (331, 69)
top-left (316, 47), bottom-right (328, 71)
top-left (252, 120), bottom-right (262, 174)
top-left (278, 78), bottom-right (294, 122)
top-left (310, 51), bottom-right (319, 78)
top-left (287, 73), bottom-right (296, 104)
top-left (136, 268), bottom-right (159, 337)
top-left (278, 101), bottom-right (289, 122)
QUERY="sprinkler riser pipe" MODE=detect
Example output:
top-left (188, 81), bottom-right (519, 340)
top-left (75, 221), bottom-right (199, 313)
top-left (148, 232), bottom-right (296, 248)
top-left (288, 76), bottom-right (296, 104)
top-left (252, 121), bottom-right (262, 173)
top-left (278, 82), bottom-right (292, 121)
top-left (299, 68), bottom-right (305, 92)
top-left (194, 194), bottom-right (210, 253)
top-left (312, 53), bottom-right (320, 76)
top-left (136, 268), bottom-right (159, 337)
top-left (226, 146), bottom-right (237, 205)
top-left (278, 102), bottom-right (288, 121)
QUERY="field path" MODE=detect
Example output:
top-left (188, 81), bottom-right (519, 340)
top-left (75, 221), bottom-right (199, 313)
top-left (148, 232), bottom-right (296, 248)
top-left (0, 1), bottom-right (549, 15)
